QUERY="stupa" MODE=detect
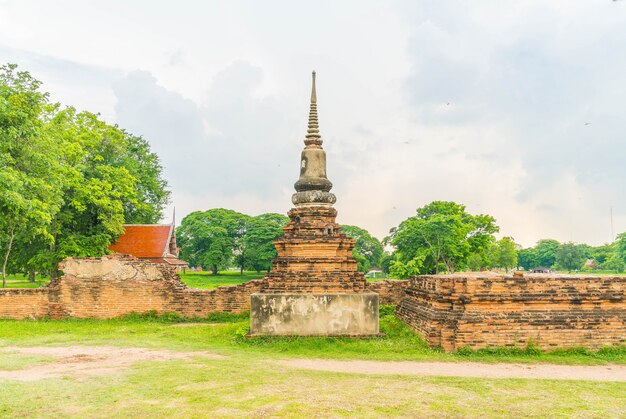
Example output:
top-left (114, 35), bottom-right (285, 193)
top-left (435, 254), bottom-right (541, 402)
top-left (250, 72), bottom-right (379, 336)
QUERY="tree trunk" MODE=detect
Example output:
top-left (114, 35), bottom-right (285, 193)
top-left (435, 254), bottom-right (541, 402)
top-left (240, 265), bottom-right (244, 275)
top-left (2, 224), bottom-right (15, 288)
top-left (50, 218), bottom-right (58, 280)
top-left (212, 265), bottom-right (218, 275)
top-left (29, 270), bottom-right (35, 283)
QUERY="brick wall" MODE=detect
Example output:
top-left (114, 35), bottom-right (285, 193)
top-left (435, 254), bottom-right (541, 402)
top-left (0, 288), bottom-right (49, 319)
top-left (396, 273), bottom-right (626, 351)
top-left (0, 256), bottom-right (266, 320)
top-left (366, 280), bottom-right (409, 305)
top-left (0, 256), bottom-right (408, 321)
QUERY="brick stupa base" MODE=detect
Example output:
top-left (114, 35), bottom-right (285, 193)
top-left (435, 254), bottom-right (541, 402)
top-left (249, 206), bottom-right (379, 336)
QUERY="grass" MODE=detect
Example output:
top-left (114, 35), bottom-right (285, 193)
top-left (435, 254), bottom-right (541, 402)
top-left (1, 307), bottom-right (624, 365)
top-left (178, 270), bottom-right (265, 289)
top-left (1, 274), bottom-right (50, 289)
top-left (1, 307), bottom-right (625, 417)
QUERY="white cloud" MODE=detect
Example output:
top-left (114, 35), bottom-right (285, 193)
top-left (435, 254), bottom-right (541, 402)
top-left (1, 0), bottom-right (625, 246)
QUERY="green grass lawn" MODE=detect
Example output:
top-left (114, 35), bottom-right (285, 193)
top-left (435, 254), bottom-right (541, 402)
top-left (1, 274), bottom-right (50, 289)
top-left (178, 270), bottom-right (265, 289)
top-left (1, 308), bottom-right (625, 417)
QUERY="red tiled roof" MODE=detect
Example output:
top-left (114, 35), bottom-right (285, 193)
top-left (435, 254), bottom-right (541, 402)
top-left (109, 225), bottom-right (172, 258)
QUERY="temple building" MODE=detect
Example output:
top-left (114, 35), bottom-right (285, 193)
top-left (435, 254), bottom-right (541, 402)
top-left (250, 71), bottom-right (379, 336)
top-left (108, 215), bottom-right (188, 272)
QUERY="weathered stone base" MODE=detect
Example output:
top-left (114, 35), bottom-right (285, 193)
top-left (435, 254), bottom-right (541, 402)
top-left (249, 292), bottom-right (379, 336)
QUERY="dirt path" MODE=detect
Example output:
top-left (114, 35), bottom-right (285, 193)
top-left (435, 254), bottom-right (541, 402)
top-left (0, 346), bottom-right (224, 382)
top-left (277, 359), bottom-right (626, 382)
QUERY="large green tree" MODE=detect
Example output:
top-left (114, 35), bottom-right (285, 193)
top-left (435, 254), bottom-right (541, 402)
top-left (535, 239), bottom-right (560, 268)
top-left (555, 242), bottom-right (586, 272)
top-left (341, 225), bottom-right (384, 273)
top-left (0, 64), bottom-right (170, 284)
top-left (386, 201), bottom-right (498, 277)
top-left (0, 64), bottom-right (63, 287)
top-left (177, 209), bottom-right (248, 274)
top-left (490, 236), bottom-right (518, 272)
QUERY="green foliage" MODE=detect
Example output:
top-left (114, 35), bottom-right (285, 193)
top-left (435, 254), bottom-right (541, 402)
top-left (387, 201), bottom-right (498, 277)
top-left (177, 209), bottom-right (247, 274)
top-left (243, 213), bottom-right (288, 272)
top-left (341, 225), bottom-right (384, 273)
top-left (535, 239), bottom-right (560, 268)
top-left (177, 210), bottom-right (288, 275)
top-left (489, 236), bottom-right (518, 272)
top-left (603, 253), bottom-right (625, 273)
top-left (555, 242), bottom-right (586, 272)
top-left (0, 64), bottom-right (169, 285)
top-left (466, 253), bottom-right (484, 271)
top-left (616, 232), bottom-right (626, 264)
top-left (517, 247), bottom-right (537, 270)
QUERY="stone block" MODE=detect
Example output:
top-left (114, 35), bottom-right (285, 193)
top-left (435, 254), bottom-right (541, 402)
top-left (250, 292), bottom-right (379, 336)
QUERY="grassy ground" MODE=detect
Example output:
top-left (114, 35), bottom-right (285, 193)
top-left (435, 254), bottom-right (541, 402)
top-left (1, 274), bottom-right (50, 289)
top-left (178, 271), bottom-right (265, 289)
top-left (1, 308), bottom-right (625, 417)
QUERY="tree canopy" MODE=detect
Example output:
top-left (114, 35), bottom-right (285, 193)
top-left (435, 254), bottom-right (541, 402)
top-left (0, 64), bottom-right (169, 286)
top-left (177, 209), bottom-right (289, 274)
top-left (386, 201), bottom-right (499, 277)
top-left (341, 225), bottom-right (385, 273)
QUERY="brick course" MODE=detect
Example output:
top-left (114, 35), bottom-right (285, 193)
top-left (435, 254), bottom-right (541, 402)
top-left (0, 255), bottom-right (404, 320)
top-left (396, 273), bottom-right (626, 351)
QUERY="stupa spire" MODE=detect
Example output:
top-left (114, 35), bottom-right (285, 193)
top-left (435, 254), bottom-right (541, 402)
top-left (305, 71), bottom-right (321, 146)
top-left (292, 71), bottom-right (336, 207)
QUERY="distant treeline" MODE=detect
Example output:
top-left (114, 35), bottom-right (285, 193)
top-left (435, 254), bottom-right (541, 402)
top-left (385, 201), bottom-right (625, 277)
top-left (0, 64), bottom-right (169, 287)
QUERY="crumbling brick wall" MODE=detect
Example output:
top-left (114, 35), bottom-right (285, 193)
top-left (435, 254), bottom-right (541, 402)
top-left (366, 280), bottom-right (409, 305)
top-left (0, 256), bottom-right (408, 320)
top-left (0, 256), bottom-right (266, 320)
top-left (396, 273), bottom-right (626, 351)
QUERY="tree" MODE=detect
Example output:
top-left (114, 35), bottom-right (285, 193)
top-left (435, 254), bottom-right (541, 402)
top-left (243, 213), bottom-right (288, 273)
top-left (493, 237), bottom-right (518, 272)
top-left (615, 232), bottom-right (626, 264)
top-left (341, 225), bottom-right (384, 273)
top-left (535, 239), bottom-right (560, 268)
top-left (0, 64), bottom-right (63, 287)
top-left (177, 209), bottom-right (247, 274)
top-left (517, 247), bottom-right (537, 270)
top-left (603, 253), bottom-right (625, 273)
top-left (387, 201), bottom-right (499, 277)
top-left (555, 242), bottom-right (585, 272)
top-left (1, 65), bottom-right (170, 284)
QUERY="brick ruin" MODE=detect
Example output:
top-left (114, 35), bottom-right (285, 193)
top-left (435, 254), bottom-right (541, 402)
top-left (396, 273), bottom-right (626, 351)
top-left (0, 255), bottom-right (405, 321)
top-left (1, 256), bottom-right (625, 352)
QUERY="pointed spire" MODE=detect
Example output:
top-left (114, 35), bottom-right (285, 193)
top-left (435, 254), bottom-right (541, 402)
top-left (305, 70), bottom-right (321, 146)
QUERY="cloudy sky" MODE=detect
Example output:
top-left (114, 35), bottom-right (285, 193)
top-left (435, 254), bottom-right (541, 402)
top-left (1, 0), bottom-right (625, 246)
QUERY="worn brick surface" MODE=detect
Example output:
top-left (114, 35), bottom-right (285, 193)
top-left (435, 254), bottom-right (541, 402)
top-left (0, 254), bottom-right (405, 320)
top-left (396, 273), bottom-right (626, 351)
top-left (263, 206), bottom-right (368, 294)
top-left (0, 255), bottom-right (265, 320)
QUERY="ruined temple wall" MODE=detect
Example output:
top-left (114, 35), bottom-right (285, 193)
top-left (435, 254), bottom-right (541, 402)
top-left (396, 274), bottom-right (626, 351)
top-left (0, 256), bottom-right (407, 321)
top-left (0, 288), bottom-right (49, 319)
top-left (0, 257), bottom-right (264, 320)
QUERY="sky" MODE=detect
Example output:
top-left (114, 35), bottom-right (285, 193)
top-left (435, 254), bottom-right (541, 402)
top-left (1, 0), bottom-right (625, 247)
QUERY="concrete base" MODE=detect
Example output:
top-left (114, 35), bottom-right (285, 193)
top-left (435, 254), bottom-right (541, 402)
top-left (250, 292), bottom-right (379, 336)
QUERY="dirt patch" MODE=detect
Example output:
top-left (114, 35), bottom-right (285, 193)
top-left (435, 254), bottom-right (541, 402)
top-left (277, 359), bottom-right (626, 382)
top-left (0, 346), bottom-right (224, 382)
